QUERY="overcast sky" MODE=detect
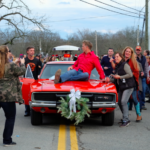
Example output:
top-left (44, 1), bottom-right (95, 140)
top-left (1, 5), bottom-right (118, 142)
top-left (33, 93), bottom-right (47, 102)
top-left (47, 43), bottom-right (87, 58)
top-left (1, 0), bottom-right (145, 39)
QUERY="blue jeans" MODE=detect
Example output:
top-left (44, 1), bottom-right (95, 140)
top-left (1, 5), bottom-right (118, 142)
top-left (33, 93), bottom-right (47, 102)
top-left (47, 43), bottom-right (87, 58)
top-left (138, 78), bottom-right (147, 108)
top-left (132, 89), bottom-right (139, 106)
top-left (128, 89), bottom-right (138, 109)
top-left (25, 105), bottom-right (30, 115)
top-left (0, 102), bottom-right (16, 144)
top-left (128, 89), bottom-right (141, 116)
top-left (146, 84), bottom-right (150, 94)
top-left (60, 69), bottom-right (89, 83)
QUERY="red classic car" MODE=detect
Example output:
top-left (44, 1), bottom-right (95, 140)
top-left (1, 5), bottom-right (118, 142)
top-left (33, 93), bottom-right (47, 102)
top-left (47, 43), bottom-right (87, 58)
top-left (20, 61), bottom-right (118, 126)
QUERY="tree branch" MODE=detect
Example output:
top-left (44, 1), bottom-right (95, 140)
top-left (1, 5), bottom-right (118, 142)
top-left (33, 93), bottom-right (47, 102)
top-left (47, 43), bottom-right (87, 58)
top-left (0, 4), bottom-right (22, 9)
top-left (3, 34), bottom-right (26, 45)
top-left (0, 12), bottom-right (46, 30)
top-left (0, 0), bottom-right (48, 44)
top-left (2, 18), bottom-right (24, 35)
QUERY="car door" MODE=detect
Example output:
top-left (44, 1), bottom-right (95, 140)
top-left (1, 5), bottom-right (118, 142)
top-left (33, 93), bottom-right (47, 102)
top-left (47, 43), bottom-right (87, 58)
top-left (21, 65), bottom-right (35, 105)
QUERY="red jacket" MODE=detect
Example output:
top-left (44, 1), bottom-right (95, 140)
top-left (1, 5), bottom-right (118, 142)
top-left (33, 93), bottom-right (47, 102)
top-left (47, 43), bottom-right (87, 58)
top-left (72, 51), bottom-right (105, 79)
top-left (128, 59), bottom-right (139, 89)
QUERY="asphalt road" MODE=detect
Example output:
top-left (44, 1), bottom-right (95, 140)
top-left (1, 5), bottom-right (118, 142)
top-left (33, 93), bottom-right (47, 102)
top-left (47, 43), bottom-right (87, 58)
top-left (0, 103), bottom-right (150, 150)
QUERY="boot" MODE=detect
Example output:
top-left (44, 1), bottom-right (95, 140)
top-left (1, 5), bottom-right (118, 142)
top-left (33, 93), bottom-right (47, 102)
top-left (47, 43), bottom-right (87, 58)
top-left (135, 103), bottom-right (142, 122)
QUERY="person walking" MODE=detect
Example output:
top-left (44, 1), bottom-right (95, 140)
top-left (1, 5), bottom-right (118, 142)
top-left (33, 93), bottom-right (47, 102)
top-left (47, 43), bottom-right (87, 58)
top-left (101, 48), bottom-right (114, 77)
top-left (135, 46), bottom-right (149, 110)
top-left (54, 40), bottom-right (105, 84)
top-left (105, 53), bottom-right (136, 127)
top-left (0, 45), bottom-right (26, 146)
top-left (122, 47), bottom-right (142, 122)
top-left (24, 47), bottom-right (41, 116)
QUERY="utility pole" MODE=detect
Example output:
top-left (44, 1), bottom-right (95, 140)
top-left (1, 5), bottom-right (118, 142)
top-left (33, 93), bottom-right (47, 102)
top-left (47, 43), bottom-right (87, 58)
top-left (95, 31), bottom-right (98, 55)
top-left (140, 15), bottom-right (145, 46)
top-left (145, 0), bottom-right (149, 49)
top-left (39, 39), bottom-right (41, 54)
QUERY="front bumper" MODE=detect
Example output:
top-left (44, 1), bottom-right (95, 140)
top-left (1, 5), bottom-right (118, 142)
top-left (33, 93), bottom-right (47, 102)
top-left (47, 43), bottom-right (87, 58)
top-left (29, 101), bottom-right (117, 108)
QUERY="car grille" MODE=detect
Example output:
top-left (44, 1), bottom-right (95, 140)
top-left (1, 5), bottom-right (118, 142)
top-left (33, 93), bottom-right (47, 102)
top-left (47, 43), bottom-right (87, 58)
top-left (33, 92), bottom-right (70, 101)
top-left (33, 92), bottom-right (115, 102)
top-left (94, 94), bottom-right (114, 102)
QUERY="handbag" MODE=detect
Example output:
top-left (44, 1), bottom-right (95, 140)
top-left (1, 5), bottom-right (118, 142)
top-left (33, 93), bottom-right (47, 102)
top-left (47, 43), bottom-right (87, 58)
top-left (119, 77), bottom-right (136, 91)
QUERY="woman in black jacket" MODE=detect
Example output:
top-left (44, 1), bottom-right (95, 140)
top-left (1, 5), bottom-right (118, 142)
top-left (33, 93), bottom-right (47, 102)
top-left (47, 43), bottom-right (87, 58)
top-left (105, 53), bottom-right (136, 127)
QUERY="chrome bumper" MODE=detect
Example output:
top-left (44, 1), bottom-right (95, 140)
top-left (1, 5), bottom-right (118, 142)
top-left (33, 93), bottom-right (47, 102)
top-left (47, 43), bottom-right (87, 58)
top-left (29, 101), bottom-right (117, 108)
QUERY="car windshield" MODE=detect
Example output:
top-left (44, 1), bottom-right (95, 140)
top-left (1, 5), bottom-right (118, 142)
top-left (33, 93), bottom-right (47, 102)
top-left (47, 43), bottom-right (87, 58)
top-left (40, 64), bottom-right (100, 80)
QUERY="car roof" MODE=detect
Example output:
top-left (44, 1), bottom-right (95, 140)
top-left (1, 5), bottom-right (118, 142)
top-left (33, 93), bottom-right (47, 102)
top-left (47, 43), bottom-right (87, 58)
top-left (53, 45), bottom-right (81, 51)
top-left (46, 61), bottom-right (74, 65)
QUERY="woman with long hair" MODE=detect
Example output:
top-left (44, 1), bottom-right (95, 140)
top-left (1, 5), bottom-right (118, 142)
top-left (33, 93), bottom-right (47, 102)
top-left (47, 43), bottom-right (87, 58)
top-left (106, 53), bottom-right (136, 127)
top-left (122, 46), bottom-right (142, 122)
top-left (0, 45), bottom-right (26, 146)
top-left (49, 55), bottom-right (56, 62)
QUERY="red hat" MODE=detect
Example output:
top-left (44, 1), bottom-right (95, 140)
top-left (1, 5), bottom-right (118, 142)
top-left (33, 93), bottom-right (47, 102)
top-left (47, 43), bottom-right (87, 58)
top-left (52, 55), bottom-right (55, 57)
top-left (55, 54), bottom-right (59, 57)
top-left (74, 54), bottom-right (78, 57)
top-left (136, 46), bottom-right (142, 50)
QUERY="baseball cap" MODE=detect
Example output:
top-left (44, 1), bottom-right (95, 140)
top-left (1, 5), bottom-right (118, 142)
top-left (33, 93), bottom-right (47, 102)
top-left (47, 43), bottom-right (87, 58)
top-left (136, 46), bottom-right (142, 50)
top-left (74, 54), bottom-right (78, 57)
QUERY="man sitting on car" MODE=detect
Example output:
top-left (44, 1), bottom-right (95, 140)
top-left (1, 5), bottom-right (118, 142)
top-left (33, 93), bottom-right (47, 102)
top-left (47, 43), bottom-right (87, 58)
top-left (54, 40), bottom-right (105, 84)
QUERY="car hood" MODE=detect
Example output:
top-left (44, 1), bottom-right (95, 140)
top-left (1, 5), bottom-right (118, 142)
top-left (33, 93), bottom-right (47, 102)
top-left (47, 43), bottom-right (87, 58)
top-left (31, 79), bottom-right (117, 94)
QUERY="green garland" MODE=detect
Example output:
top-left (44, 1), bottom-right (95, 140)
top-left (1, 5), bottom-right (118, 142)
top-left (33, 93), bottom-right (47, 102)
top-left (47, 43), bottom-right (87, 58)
top-left (57, 95), bottom-right (91, 125)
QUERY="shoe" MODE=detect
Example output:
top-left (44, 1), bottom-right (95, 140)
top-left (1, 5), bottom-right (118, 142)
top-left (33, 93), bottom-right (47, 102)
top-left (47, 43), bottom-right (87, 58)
top-left (136, 115), bottom-right (142, 122)
top-left (24, 114), bottom-right (30, 117)
top-left (3, 142), bottom-right (16, 147)
top-left (118, 121), bottom-right (122, 125)
top-left (118, 119), bottom-right (130, 124)
top-left (146, 100), bottom-right (150, 103)
top-left (120, 121), bottom-right (130, 127)
top-left (54, 69), bottom-right (61, 84)
top-left (142, 106), bottom-right (147, 110)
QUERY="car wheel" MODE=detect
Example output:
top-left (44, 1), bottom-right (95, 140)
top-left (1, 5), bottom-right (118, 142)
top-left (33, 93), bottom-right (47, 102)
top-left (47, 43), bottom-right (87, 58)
top-left (31, 109), bottom-right (42, 125)
top-left (102, 111), bottom-right (114, 126)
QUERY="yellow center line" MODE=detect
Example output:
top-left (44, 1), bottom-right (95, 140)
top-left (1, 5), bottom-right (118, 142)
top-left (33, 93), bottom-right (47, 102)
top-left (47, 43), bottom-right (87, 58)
top-left (70, 125), bottom-right (79, 150)
top-left (57, 124), bottom-right (66, 150)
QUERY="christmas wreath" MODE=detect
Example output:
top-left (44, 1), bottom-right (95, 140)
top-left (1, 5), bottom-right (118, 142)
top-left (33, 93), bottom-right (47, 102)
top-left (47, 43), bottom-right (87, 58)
top-left (57, 89), bottom-right (91, 125)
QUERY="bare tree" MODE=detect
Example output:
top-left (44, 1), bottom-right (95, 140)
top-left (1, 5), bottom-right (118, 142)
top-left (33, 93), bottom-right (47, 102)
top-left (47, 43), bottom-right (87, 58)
top-left (66, 27), bottom-right (144, 56)
top-left (0, 0), bottom-right (46, 44)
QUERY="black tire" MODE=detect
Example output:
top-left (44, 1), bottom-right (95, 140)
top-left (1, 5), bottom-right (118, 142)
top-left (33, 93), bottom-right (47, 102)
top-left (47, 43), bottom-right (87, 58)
top-left (102, 111), bottom-right (114, 126)
top-left (31, 109), bottom-right (42, 125)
